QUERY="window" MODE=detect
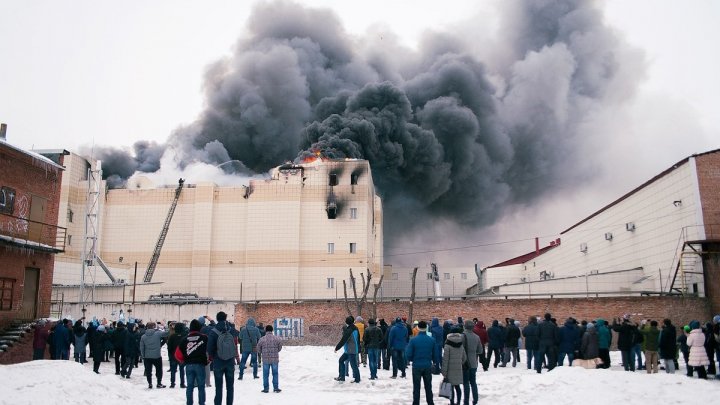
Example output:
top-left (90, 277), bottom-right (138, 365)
top-left (67, 208), bottom-right (74, 223)
top-left (0, 278), bottom-right (15, 311)
top-left (327, 278), bottom-right (335, 289)
top-left (349, 243), bottom-right (357, 254)
top-left (461, 273), bottom-right (468, 280)
top-left (391, 273), bottom-right (398, 280)
top-left (328, 243), bottom-right (335, 254)
top-left (329, 173), bottom-right (338, 186)
top-left (351, 173), bottom-right (358, 185)
top-left (67, 235), bottom-right (72, 246)
top-left (444, 273), bottom-right (450, 280)
top-left (350, 208), bottom-right (357, 219)
top-left (426, 273), bottom-right (433, 280)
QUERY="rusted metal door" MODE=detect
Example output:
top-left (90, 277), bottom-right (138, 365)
top-left (19, 267), bottom-right (39, 320)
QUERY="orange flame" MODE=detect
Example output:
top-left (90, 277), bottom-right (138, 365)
top-left (302, 150), bottom-right (323, 163)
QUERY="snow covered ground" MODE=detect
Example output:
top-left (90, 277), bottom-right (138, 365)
top-left (1, 348), bottom-right (718, 405)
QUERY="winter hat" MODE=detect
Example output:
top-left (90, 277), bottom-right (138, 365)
top-left (395, 317), bottom-right (402, 323)
top-left (464, 320), bottom-right (474, 330)
top-left (345, 316), bottom-right (355, 325)
top-left (586, 322), bottom-right (595, 329)
top-left (97, 325), bottom-right (106, 332)
top-left (174, 322), bottom-right (185, 333)
top-left (198, 316), bottom-right (206, 325)
top-left (683, 325), bottom-right (691, 332)
top-left (713, 315), bottom-right (720, 324)
top-left (368, 318), bottom-right (376, 325)
top-left (689, 320), bottom-right (700, 330)
top-left (355, 316), bottom-right (363, 323)
top-left (514, 320), bottom-right (521, 327)
top-left (417, 321), bottom-right (428, 331)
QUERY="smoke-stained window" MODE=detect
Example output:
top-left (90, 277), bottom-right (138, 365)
top-left (349, 243), bottom-right (357, 253)
top-left (351, 173), bottom-right (358, 185)
top-left (350, 208), bottom-right (357, 219)
top-left (329, 173), bottom-right (338, 186)
top-left (328, 243), bottom-right (334, 254)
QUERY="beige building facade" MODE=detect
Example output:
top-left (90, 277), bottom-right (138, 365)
top-left (47, 153), bottom-right (383, 303)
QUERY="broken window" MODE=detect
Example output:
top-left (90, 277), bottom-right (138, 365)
top-left (351, 173), bottom-right (358, 185)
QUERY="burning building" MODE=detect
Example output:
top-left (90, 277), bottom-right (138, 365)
top-left (48, 152), bottom-right (383, 304)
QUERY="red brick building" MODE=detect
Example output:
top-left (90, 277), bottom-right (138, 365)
top-left (0, 129), bottom-right (66, 329)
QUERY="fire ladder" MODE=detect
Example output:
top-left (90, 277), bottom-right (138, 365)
top-left (143, 178), bottom-right (184, 282)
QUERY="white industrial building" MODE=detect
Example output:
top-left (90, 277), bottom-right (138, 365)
top-left (470, 148), bottom-right (720, 300)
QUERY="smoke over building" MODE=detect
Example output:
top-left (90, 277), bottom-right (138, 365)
top-left (93, 0), bottom-right (643, 247)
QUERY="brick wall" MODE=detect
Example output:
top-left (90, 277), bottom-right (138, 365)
top-left (235, 296), bottom-right (711, 346)
top-left (695, 151), bottom-right (720, 315)
top-left (0, 143), bottom-right (62, 329)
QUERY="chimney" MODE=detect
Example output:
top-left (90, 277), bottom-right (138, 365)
top-left (0, 123), bottom-right (6, 141)
top-left (535, 237), bottom-right (539, 255)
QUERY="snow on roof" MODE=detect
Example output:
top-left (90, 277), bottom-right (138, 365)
top-left (0, 234), bottom-right (60, 253)
top-left (0, 138), bottom-right (65, 171)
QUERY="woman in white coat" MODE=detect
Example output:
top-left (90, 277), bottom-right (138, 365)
top-left (686, 320), bottom-right (709, 379)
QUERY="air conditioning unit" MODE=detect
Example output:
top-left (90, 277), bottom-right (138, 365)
top-left (626, 222), bottom-right (636, 231)
top-left (116, 279), bottom-right (126, 284)
top-left (590, 270), bottom-right (599, 275)
top-left (580, 242), bottom-right (588, 253)
top-left (604, 232), bottom-right (613, 241)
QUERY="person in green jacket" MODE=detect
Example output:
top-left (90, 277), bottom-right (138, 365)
top-left (641, 320), bottom-right (661, 373)
top-left (596, 319), bottom-right (611, 369)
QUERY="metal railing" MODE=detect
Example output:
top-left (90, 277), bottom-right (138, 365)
top-left (0, 212), bottom-right (66, 252)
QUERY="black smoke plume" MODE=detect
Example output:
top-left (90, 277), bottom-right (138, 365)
top-left (96, 0), bottom-right (642, 247)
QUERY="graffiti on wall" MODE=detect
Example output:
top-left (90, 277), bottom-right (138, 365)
top-left (273, 317), bottom-right (304, 339)
top-left (0, 192), bottom-right (29, 236)
top-left (0, 186), bottom-right (15, 214)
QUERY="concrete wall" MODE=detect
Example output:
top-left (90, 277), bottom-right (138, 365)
top-left (234, 296), bottom-right (712, 346)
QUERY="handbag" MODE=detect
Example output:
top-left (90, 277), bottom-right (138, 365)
top-left (439, 379), bottom-right (452, 399)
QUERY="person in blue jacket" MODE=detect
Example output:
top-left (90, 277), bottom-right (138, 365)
top-left (334, 316), bottom-right (361, 383)
top-left (405, 320), bottom-right (436, 405)
top-left (487, 320), bottom-right (505, 368)
top-left (429, 317), bottom-right (444, 373)
top-left (388, 317), bottom-right (409, 378)
top-left (557, 318), bottom-right (580, 366)
top-left (206, 311), bottom-right (239, 405)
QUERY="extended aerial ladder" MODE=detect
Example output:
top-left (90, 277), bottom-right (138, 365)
top-left (143, 179), bottom-right (184, 282)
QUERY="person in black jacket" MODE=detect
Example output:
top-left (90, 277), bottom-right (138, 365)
top-left (522, 316), bottom-right (539, 370)
top-left (503, 319), bottom-right (521, 367)
top-left (363, 318), bottom-right (384, 380)
top-left (378, 319), bottom-right (389, 370)
top-left (487, 320), bottom-right (504, 368)
top-left (659, 319), bottom-right (677, 374)
top-left (90, 325), bottom-right (110, 374)
top-left (122, 323), bottom-right (141, 378)
top-left (536, 313), bottom-right (558, 373)
top-left (112, 322), bottom-right (128, 376)
top-left (176, 319), bottom-right (209, 405)
top-left (612, 317), bottom-right (636, 371)
top-left (167, 322), bottom-right (187, 388)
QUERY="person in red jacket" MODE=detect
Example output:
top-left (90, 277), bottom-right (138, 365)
top-left (472, 319), bottom-right (489, 371)
top-left (175, 319), bottom-right (209, 405)
top-left (32, 320), bottom-right (49, 360)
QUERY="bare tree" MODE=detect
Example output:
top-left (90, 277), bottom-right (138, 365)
top-left (371, 273), bottom-right (385, 319)
top-left (342, 268), bottom-right (373, 319)
top-left (408, 267), bottom-right (418, 325)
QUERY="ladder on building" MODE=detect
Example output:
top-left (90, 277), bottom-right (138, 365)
top-left (143, 179), bottom-right (184, 282)
top-left (668, 241), bottom-right (704, 295)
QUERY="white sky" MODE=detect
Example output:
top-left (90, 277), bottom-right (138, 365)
top-left (1, 0), bottom-right (717, 154)
top-left (2, 346), bottom-right (718, 404)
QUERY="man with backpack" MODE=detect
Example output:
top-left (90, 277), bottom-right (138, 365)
top-left (238, 317), bottom-right (262, 380)
top-left (207, 311), bottom-right (240, 405)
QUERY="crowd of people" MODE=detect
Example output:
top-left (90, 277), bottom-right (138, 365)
top-left (332, 313), bottom-right (720, 405)
top-left (30, 312), bottom-right (720, 405)
top-left (31, 311), bottom-right (281, 405)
